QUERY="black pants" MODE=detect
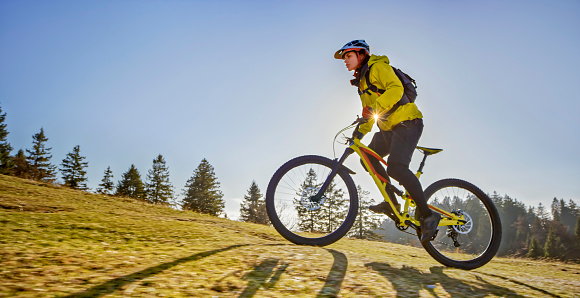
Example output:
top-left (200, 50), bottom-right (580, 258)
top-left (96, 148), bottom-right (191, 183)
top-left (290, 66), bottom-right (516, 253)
top-left (364, 118), bottom-right (432, 218)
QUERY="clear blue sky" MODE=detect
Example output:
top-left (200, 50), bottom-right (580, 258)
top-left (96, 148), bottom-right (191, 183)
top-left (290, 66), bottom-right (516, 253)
top-left (1, 0), bottom-right (578, 219)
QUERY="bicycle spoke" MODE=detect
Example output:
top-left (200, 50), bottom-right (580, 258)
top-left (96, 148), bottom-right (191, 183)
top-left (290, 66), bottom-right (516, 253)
top-left (266, 156), bottom-right (358, 245)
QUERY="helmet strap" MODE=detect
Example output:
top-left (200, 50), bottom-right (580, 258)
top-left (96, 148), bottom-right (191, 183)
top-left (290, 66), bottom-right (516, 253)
top-left (356, 49), bottom-right (368, 65)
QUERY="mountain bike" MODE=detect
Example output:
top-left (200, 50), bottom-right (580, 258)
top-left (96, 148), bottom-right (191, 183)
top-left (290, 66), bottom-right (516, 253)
top-left (265, 117), bottom-right (502, 269)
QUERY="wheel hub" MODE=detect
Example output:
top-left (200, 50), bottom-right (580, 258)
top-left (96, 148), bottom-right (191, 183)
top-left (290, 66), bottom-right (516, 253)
top-left (301, 187), bottom-right (326, 211)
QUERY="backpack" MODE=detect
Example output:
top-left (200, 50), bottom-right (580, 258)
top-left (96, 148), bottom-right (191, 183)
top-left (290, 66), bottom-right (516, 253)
top-left (356, 63), bottom-right (418, 114)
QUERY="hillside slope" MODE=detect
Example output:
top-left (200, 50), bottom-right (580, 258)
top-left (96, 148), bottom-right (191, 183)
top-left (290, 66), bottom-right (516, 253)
top-left (1, 174), bottom-right (578, 297)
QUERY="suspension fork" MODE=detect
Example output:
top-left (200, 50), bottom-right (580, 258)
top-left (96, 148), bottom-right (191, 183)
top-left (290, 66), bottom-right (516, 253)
top-left (311, 147), bottom-right (355, 202)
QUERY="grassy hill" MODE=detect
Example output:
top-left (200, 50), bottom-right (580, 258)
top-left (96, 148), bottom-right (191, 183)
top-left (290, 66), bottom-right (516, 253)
top-left (1, 174), bottom-right (578, 297)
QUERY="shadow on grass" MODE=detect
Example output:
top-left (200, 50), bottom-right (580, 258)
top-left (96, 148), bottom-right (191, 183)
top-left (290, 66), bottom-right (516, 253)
top-left (316, 249), bottom-right (348, 298)
top-left (212, 245), bottom-right (347, 298)
top-left (64, 244), bottom-right (249, 298)
top-left (50, 240), bottom-right (560, 298)
top-left (366, 262), bottom-right (439, 296)
top-left (477, 272), bottom-right (562, 298)
top-left (366, 263), bottom-right (524, 297)
top-left (233, 246), bottom-right (348, 298)
top-left (238, 258), bottom-right (288, 298)
top-left (429, 266), bottom-right (523, 297)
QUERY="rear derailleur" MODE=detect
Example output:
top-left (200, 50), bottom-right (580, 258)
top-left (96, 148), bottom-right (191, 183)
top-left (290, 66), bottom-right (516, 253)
top-left (446, 228), bottom-right (461, 247)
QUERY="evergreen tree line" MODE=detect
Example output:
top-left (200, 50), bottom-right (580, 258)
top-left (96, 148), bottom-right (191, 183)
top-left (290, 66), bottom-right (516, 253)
top-left (0, 104), bottom-right (225, 216)
top-left (491, 193), bottom-right (579, 261)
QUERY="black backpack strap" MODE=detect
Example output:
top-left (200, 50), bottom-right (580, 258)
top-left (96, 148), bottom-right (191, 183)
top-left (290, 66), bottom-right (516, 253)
top-left (353, 62), bottom-right (369, 94)
top-left (363, 69), bottom-right (385, 95)
top-left (361, 64), bottom-right (410, 117)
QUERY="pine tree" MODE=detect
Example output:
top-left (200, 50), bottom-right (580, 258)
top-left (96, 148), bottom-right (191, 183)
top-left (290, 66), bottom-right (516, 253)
top-left (293, 168), bottom-right (348, 233)
top-left (11, 149), bottom-right (31, 179)
top-left (569, 200), bottom-right (578, 216)
top-left (116, 164), bottom-right (146, 200)
top-left (96, 166), bottom-right (114, 195)
top-left (239, 181), bottom-right (268, 225)
top-left (182, 159), bottom-right (224, 216)
top-left (145, 154), bottom-right (174, 204)
top-left (294, 168), bottom-right (322, 233)
top-left (317, 179), bottom-right (349, 234)
top-left (60, 145), bottom-right (89, 190)
top-left (530, 216), bottom-right (546, 245)
top-left (551, 198), bottom-right (561, 221)
top-left (349, 185), bottom-right (383, 240)
top-left (559, 199), bottom-right (577, 235)
top-left (0, 105), bottom-right (13, 174)
top-left (536, 203), bottom-right (549, 220)
top-left (26, 128), bottom-right (56, 182)
top-left (544, 226), bottom-right (561, 259)
top-left (575, 216), bottom-right (580, 240)
top-left (527, 237), bottom-right (543, 258)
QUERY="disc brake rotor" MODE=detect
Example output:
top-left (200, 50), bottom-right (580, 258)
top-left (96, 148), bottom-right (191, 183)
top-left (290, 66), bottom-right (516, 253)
top-left (301, 187), bottom-right (326, 211)
top-left (452, 210), bottom-right (473, 234)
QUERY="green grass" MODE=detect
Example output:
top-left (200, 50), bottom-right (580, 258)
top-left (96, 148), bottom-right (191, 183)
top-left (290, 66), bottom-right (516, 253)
top-left (1, 174), bottom-right (578, 297)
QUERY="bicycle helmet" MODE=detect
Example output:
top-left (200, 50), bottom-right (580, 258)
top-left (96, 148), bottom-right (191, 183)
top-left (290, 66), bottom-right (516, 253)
top-left (334, 40), bottom-right (370, 59)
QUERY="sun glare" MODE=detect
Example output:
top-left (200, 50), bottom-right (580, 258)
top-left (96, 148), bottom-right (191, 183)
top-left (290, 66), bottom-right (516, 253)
top-left (374, 114), bottom-right (379, 121)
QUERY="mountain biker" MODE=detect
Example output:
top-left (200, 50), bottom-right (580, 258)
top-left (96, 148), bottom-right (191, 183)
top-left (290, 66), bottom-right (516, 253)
top-left (334, 39), bottom-right (440, 243)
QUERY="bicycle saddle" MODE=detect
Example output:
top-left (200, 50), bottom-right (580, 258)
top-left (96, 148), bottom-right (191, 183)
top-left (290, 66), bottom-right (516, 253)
top-left (416, 146), bottom-right (443, 155)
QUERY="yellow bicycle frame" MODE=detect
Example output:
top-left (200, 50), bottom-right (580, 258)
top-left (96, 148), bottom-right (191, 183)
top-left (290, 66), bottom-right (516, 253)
top-left (350, 138), bottom-right (466, 229)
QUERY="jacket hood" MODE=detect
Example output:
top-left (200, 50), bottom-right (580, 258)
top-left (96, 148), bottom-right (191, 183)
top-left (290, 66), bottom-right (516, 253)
top-left (368, 54), bottom-right (390, 66)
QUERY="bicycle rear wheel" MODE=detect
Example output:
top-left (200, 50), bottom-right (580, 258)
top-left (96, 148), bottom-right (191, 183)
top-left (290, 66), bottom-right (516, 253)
top-left (421, 179), bottom-right (502, 269)
top-left (266, 155), bottom-right (358, 246)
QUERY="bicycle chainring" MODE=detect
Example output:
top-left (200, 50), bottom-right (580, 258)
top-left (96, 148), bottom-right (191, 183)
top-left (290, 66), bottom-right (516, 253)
top-left (395, 222), bottom-right (409, 231)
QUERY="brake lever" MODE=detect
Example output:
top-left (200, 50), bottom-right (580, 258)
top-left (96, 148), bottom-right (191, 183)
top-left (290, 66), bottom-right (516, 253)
top-left (351, 116), bottom-right (369, 125)
top-left (341, 133), bottom-right (354, 143)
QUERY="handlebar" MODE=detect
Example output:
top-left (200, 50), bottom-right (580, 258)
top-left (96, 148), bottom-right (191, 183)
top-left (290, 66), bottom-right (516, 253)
top-left (351, 116), bottom-right (368, 126)
top-left (349, 116), bottom-right (369, 140)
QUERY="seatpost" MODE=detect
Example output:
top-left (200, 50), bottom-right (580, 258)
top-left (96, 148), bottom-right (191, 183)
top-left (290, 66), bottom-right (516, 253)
top-left (417, 152), bottom-right (429, 174)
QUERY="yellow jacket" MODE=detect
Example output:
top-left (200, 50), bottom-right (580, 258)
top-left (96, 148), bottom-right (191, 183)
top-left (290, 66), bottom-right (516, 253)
top-left (358, 54), bottom-right (423, 135)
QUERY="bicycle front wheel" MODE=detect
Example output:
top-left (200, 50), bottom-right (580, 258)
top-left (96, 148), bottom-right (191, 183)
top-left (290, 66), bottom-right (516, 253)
top-left (266, 155), bottom-right (358, 246)
top-left (422, 179), bottom-right (502, 269)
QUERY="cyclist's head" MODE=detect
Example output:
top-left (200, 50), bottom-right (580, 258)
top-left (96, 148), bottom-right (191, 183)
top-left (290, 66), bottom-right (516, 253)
top-left (334, 39), bottom-right (370, 60)
top-left (335, 40), bottom-right (370, 71)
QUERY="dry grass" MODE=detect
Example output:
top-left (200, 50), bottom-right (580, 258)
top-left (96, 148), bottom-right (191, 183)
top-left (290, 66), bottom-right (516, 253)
top-left (1, 174), bottom-right (578, 297)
